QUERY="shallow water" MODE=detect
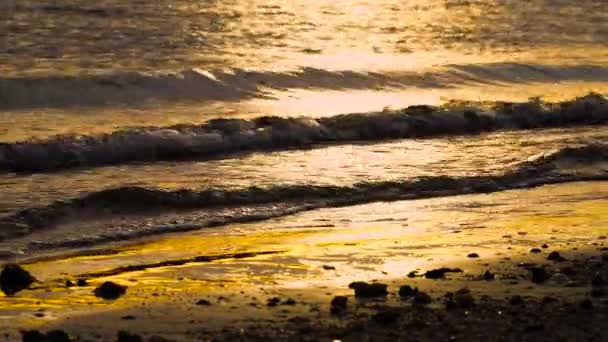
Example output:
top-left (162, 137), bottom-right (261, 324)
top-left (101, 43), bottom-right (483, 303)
top-left (0, 0), bottom-right (607, 257)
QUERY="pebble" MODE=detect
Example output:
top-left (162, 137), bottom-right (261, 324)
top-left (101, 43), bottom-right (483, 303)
top-left (530, 267), bottom-right (551, 284)
top-left (398, 285), bottom-right (417, 298)
top-left (330, 296), bottom-right (348, 315)
top-left (423, 268), bottom-right (463, 279)
top-left (93, 282), bottom-right (127, 300)
top-left (467, 253), bottom-right (480, 258)
top-left (0, 264), bottom-right (36, 295)
top-left (348, 282), bottom-right (388, 298)
top-left (530, 248), bottom-right (542, 253)
top-left (547, 251), bottom-right (567, 262)
top-left (413, 291), bottom-right (432, 305)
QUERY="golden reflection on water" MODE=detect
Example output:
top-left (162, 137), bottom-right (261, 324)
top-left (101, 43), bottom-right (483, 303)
top-left (2, 182), bottom-right (605, 323)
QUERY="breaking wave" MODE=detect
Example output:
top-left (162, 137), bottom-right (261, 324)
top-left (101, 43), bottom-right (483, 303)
top-left (2, 63), bottom-right (608, 109)
top-left (1, 94), bottom-right (607, 173)
top-left (1, 143), bottom-right (606, 244)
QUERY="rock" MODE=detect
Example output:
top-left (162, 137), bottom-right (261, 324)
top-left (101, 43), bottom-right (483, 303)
top-left (196, 299), bottom-right (212, 306)
top-left (413, 291), bottom-right (432, 305)
top-left (591, 273), bottom-right (605, 287)
top-left (21, 330), bottom-right (46, 342)
top-left (508, 295), bottom-right (524, 305)
top-left (407, 271), bottom-right (418, 278)
top-left (20, 330), bottom-right (70, 342)
top-left (550, 273), bottom-right (570, 285)
top-left (121, 315), bottom-right (136, 320)
top-left (267, 297), bottom-right (281, 307)
top-left (330, 296), bottom-right (348, 314)
top-left (117, 331), bottom-right (142, 342)
top-left (530, 248), bottom-right (542, 253)
top-left (483, 270), bottom-right (495, 281)
top-left (467, 253), bottom-right (480, 258)
top-left (348, 282), bottom-right (388, 298)
top-left (453, 289), bottom-right (475, 309)
top-left (0, 264), bottom-right (36, 295)
top-left (541, 244), bottom-right (549, 249)
top-left (547, 251), bottom-right (566, 262)
top-left (423, 268), bottom-right (463, 279)
top-left (283, 298), bottom-right (296, 305)
top-left (322, 265), bottom-right (336, 270)
top-left (398, 285), bottom-right (417, 298)
top-left (148, 337), bottom-right (175, 342)
top-left (530, 267), bottom-right (551, 283)
top-left (76, 279), bottom-right (88, 287)
top-left (372, 310), bottom-right (400, 325)
top-left (580, 299), bottom-right (593, 309)
top-left (93, 281), bottom-right (127, 300)
top-left (65, 280), bottom-right (75, 287)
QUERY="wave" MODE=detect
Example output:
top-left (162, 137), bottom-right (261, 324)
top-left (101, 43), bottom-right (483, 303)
top-left (1, 143), bottom-right (606, 245)
top-left (1, 94), bottom-right (607, 174)
top-left (2, 63), bottom-right (608, 110)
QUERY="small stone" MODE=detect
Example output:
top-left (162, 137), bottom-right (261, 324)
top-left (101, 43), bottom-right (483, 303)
top-left (0, 264), bottom-right (36, 295)
top-left (65, 280), bottom-right (75, 287)
top-left (76, 279), bottom-right (88, 287)
top-left (547, 251), bottom-right (567, 262)
top-left (267, 297), bottom-right (281, 307)
top-left (407, 271), bottom-right (418, 278)
top-left (121, 315), bottom-right (136, 320)
top-left (330, 296), bottom-right (348, 315)
top-left (398, 285), bottom-right (417, 298)
top-left (282, 298), bottom-right (296, 305)
top-left (541, 244), bottom-right (549, 249)
top-left (467, 253), bottom-right (480, 258)
top-left (348, 282), bottom-right (388, 298)
top-left (413, 291), bottom-right (432, 305)
top-left (580, 299), bottom-right (593, 309)
top-left (530, 248), bottom-right (542, 253)
top-left (591, 288), bottom-right (605, 297)
top-left (453, 289), bottom-right (475, 309)
top-left (423, 268), bottom-right (463, 279)
top-left (530, 267), bottom-right (551, 283)
top-left (93, 281), bottom-right (127, 300)
top-left (483, 270), bottom-right (495, 281)
top-left (196, 299), bottom-right (212, 306)
top-left (372, 310), bottom-right (400, 325)
top-left (550, 273), bottom-right (570, 285)
top-left (591, 273), bottom-right (605, 287)
top-left (322, 265), bottom-right (336, 270)
top-left (117, 331), bottom-right (142, 342)
top-left (508, 295), bottom-right (524, 305)
top-left (21, 330), bottom-right (46, 342)
top-left (47, 330), bottom-right (70, 342)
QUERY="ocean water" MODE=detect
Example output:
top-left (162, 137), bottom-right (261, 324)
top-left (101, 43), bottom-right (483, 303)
top-left (0, 0), bottom-right (607, 259)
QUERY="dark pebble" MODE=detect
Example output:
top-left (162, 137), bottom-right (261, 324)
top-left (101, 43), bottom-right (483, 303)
top-left (407, 271), bottom-right (418, 278)
top-left (398, 285), bottom-right (417, 298)
top-left (467, 253), bottom-right (480, 258)
top-left (580, 299), bottom-right (593, 309)
top-left (0, 264), bottom-right (36, 295)
top-left (413, 291), bottom-right (432, 305)
top-left (117, 331), bottom-right (142, 342)
top-left (590, 288), bottom-right (605, 297)
top-left (267, 297), bottom-right (281, 307)
top-left (330, 296), bottom-right (348, 315)
top-left (509, 295), bottom-right (524, 305)
top-left (541, 244), bottom-right (549, 249)
top-left (423, 268), bottom-right (463, 279)
top-left (196, 299), bottom-right (212, 306)
top-left (65, 280), bottom-right (75, 287)
top-left (483, 270), bottom-right (495, 281)
top-left (547, 251), bottom-right (567, 262)
top-left (93, 282), bottom-right (127, 300)
top-left (348, 282), bottom-right (388, 298)
top-left (452, 289), bottom-right (475, 309)
top-left (283, 298), bottom-right (296, 306)
top-left (322, 265), bottom-right (336, 270)
top-left (76, 279), bottom-right (88, 287)
top-left (47, 330), bottom-right (70, 342)
top-left (530, 267), bottom-right (551, 283)
top-left (121, 315), bottom-right (136, 320)
top-left (591, 274), bottom-right (605, 287)
top-left (530, 248), bottom-right (542, 253)
top-left (372, 310), bottom-right (400, 325)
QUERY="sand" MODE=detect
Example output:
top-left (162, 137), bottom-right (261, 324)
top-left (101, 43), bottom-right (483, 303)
top-left (0, 182), bottom-right (607, 341)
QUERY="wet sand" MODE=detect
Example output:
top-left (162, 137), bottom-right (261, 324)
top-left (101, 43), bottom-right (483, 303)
top-left (1, 182), bottom-right (607, 341)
